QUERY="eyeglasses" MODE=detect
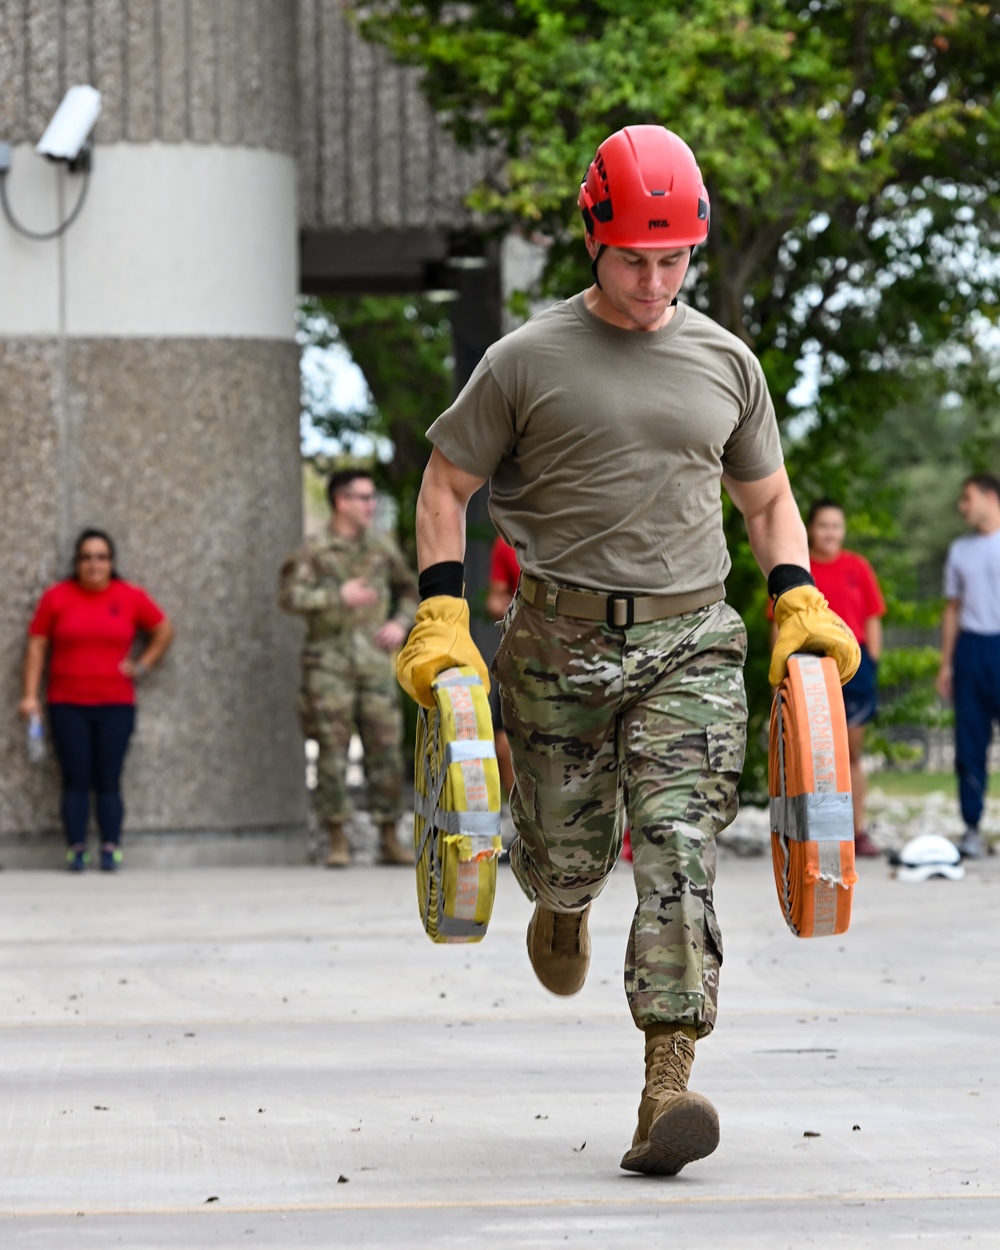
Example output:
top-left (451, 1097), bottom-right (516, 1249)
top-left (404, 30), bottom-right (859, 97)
top-left (78, 553), bottom-right (112, 561)
top-left (342, 492), bottom-right (378, 502)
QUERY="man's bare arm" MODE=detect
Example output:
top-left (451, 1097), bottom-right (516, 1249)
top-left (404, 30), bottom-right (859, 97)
top-left (732, 467), bottom-right (861, 686)
top-left (722, 466), bottom-right (809, 577)
top-left (415, 447), bottom-right (488, 572)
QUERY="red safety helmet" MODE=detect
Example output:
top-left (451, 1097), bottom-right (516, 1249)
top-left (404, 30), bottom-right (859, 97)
top-left (578, 125), bottom-right (710, 249)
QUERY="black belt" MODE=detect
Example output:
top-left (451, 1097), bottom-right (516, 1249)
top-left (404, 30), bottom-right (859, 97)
top-left (519, 574), bottom-right (724, 628)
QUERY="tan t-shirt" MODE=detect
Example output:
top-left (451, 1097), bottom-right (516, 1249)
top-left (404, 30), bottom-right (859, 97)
top-left (427, 293), bottom-right (784, 596)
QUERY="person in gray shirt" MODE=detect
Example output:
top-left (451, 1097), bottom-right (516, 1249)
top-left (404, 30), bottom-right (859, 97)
top-left (936, 472), bottom-right (1000, 858)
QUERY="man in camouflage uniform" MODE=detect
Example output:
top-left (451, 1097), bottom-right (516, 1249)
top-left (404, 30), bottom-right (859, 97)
top-left (397, 126), bottom-right (858, 1174)
top-left (280, 469), bottom-right (419, 867)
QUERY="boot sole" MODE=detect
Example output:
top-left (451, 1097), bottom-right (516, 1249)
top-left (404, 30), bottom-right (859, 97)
top-left (620, 1094), bottom-right (720, 1175)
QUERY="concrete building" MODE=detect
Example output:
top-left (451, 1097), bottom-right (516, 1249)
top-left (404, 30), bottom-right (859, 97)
top-left (0, 0), bottom-right (501, 866)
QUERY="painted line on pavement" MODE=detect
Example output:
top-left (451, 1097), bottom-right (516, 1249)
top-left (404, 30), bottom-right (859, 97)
top-left (0, 1002), bottom-right (999, 1031)
top-left (2, 1191), bottom-right (1000, 1219)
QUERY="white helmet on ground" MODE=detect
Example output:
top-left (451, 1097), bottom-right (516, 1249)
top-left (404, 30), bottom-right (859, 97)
top-left (889, 834), bottom-right (965, 883)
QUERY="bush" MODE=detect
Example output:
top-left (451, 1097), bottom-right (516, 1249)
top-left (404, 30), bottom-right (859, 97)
top-left (868, 646), bottom-right (951, 769)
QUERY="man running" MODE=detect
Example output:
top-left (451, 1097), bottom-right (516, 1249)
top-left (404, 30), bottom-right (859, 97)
top-left (398, 125), bottom-right (858, 1174)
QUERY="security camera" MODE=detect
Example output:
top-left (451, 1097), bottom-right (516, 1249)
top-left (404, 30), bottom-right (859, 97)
top-left (36, 86), bottom-right (102, 169)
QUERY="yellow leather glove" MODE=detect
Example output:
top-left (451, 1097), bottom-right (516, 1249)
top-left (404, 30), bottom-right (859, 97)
top-left (396, 596), bottom-right (491, 708)
top-left (769, 585), bottom-right (861, 687)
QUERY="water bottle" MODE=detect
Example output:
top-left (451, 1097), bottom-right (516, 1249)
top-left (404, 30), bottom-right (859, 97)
top-left (26, 713), bottom-right (45, 764)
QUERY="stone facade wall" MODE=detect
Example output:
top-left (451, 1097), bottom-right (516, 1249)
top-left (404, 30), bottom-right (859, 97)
top-left (0, 338), bottom-right (307, 855)
top-left (0, 0), bottom-right (298, 154)
top-left (296, 0), bottom-right (484, 231)
top-left (0, 1), bottom-right (307, 861)
top-left (0, 0), bottom-right (481, 231)
top-left (0, 0), bottom-right (492, 862)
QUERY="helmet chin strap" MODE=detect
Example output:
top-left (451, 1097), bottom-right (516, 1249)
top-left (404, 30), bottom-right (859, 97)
top-left (590, 243), bottom-right (605, 290)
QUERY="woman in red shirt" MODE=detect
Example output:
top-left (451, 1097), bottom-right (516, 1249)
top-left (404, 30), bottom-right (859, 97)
top-left (19, 529), bottom-right (174, 872)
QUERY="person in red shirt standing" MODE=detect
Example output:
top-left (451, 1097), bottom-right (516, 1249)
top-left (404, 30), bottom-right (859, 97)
top-left (772, 500), bottom-right (887, 857)
top-left (19, 529), bottom-right (174, 872)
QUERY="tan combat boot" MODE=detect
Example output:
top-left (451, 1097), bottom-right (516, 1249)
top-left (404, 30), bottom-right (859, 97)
top-left (325, 822), bottom-right (351, 868)
top-left (526, 902), bottom-right (592, 995)
top-left (620, 1025), bottom-right (720, 1175)
top-left (378, 821), bottom-right (413, 866)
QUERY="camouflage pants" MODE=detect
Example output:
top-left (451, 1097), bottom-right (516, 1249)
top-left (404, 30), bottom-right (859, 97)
top-left (299, 655), bottom-right (404, 826)
top-left (493, 596), bottom-right (748, 1036)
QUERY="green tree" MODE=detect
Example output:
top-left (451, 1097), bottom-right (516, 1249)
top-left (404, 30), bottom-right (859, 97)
top-left (299, 294), bottom-right (455, 556)
top-left (352, 0), bottom-right (1000, 497)
top-left (349, 0), bottom-right (1000, 794)
top-left (857, 381), bottom-right (998, 604)
top-left (353, 2), bottom-right (1000, 381)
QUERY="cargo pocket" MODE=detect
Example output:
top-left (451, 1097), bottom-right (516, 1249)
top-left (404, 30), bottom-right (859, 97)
top-left (704, 901), bottom-right (724, 968)
top-left (683, 722), bottom-right (746, 832)
top-left (491, 597), bottom-right (525, 681)
top-left (705, 722), bottom-right (746, 778)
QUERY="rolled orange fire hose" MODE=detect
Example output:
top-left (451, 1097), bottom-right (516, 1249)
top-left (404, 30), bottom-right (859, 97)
top-left (769, 652), bottom-right (857, 938)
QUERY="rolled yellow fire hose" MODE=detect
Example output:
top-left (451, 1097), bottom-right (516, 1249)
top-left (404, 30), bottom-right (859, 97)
top-left (412, 666), bottom-right (502, 943)
top-left (769, 652), bottom-right (857, 938)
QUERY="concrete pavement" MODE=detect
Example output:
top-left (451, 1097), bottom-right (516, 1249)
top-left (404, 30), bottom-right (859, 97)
top-left (1, 846), bottom-right (998, 1248)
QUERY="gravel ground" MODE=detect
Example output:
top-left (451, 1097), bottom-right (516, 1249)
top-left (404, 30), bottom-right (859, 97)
top-left (322, 784), bottom-right (998, 867)
top-left (313, 741), bottom-right (997, 864)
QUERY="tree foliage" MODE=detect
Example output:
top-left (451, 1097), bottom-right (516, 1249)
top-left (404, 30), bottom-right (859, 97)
top-left (354, 2), bottom-right (1000, 429)
top-left (856, 370), bottom-right (1000, 605)
top-left (343, 0), bottom-right (1000, 791)
top-left (298, 294), bottom-right (455, 556)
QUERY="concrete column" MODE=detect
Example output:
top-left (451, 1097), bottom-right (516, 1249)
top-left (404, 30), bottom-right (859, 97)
top-left (443, 247), bottom-right (503, 659)
top-left (0, 1), bottom-right (306, 864)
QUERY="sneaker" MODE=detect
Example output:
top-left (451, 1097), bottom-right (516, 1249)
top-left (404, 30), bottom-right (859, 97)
top-left (854, 830), bottom-right (881, 858)
top-left (958, 827), bottom-right (984, 860)
top-left (100, 845), bottom-right (123, 873)
top-left (66, 846), bottom-right (88, 873)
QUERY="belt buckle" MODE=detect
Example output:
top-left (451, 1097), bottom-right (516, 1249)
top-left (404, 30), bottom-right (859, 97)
top-left (606, 594), bottom-right (635, 629)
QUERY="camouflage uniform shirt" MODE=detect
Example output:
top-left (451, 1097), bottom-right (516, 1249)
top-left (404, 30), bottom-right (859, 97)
top-left (279, 527), bottom-right (418, 662)
top-left (279, 527), bottom-right (418, 826)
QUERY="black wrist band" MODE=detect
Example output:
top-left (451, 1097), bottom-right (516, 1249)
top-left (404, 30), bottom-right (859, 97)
top-left (767, 564), bottom-right (816, 600)
top-left (419, 561), bottom-right (465, 600)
